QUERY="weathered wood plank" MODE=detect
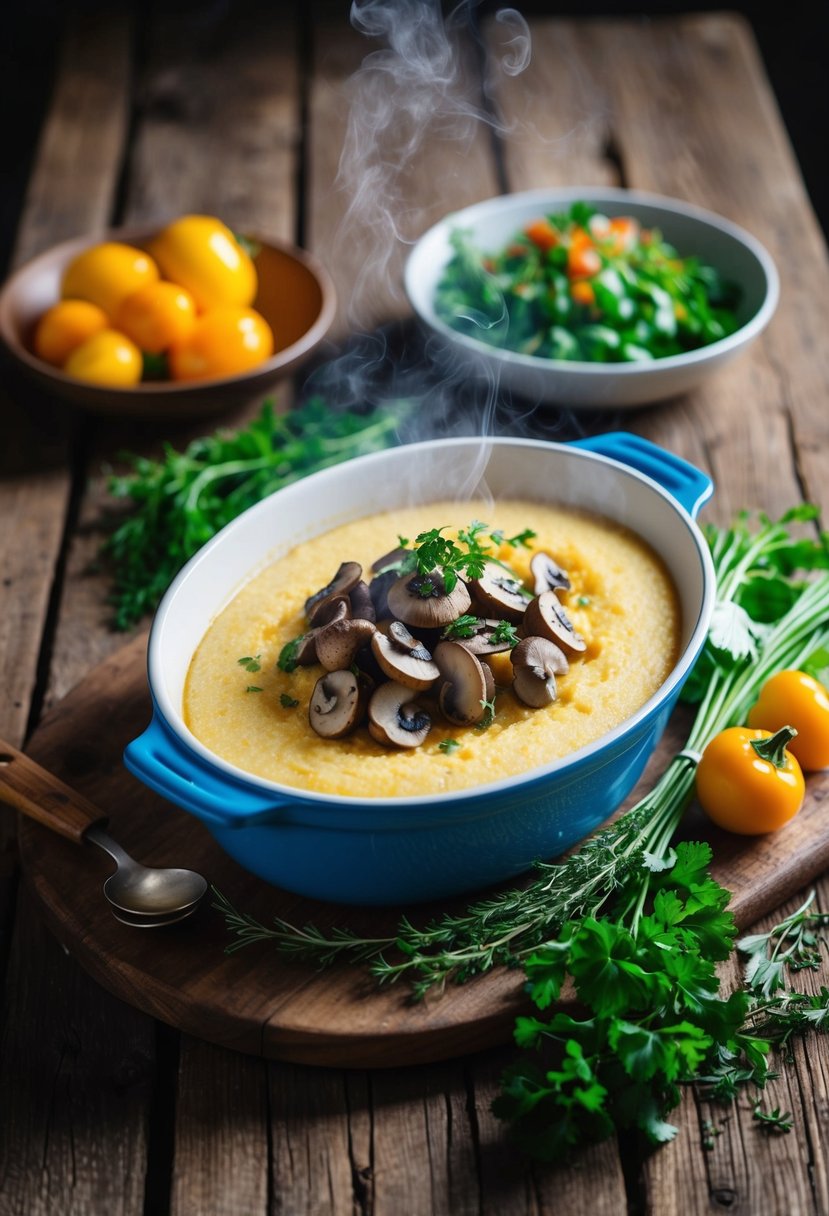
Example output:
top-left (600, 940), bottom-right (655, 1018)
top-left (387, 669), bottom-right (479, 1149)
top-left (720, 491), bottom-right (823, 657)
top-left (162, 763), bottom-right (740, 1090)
top-left (170, 1041), bottom-right (269, 1216)
top-left (306, 7), bottom-right (501, 340)
top-left (0, 887), bottom-right (151, 1216)
top-left (268, 1062), bottom-right (357, 1215)
top-left (0, 5), bottom-right (131, 748)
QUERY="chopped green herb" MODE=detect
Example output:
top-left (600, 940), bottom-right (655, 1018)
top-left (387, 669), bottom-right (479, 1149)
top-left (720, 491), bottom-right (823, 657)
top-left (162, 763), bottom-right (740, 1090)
top-left (245, 685), bottom-right (263, 694)
top-left (490, 620), bottom-right (520, 647)
top-left (752, 1103), bottom-right (793, 1134)
top-left (280, 692), bottom-right (299, 708)
top-left (409, 521), bottom-right (533, 595)
top-left (439, 738), bottom-right (461, 755)
top-left (237, 654), bottom-right (262, 673)
top-left (577, 595), bottom-right (591, 607)
top-left (443, 614), bottom-right (480, 639)
top-left (475, 696), bottom-right (496, 731)
top-left (278, 635), bottom-right (304, 673)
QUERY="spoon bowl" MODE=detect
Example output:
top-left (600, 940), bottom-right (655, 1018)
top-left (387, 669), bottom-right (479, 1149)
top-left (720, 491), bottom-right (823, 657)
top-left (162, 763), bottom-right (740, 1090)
top-left (85, 825), bottom-right (208, 918)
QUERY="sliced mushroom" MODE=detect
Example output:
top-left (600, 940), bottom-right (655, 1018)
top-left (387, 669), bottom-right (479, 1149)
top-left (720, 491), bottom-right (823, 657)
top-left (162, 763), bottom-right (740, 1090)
top-left (308, 593), bottom-right (351, 628)
top-left (369, 569), bottom-right (398, 620)
top-left (292, 630), bottom-right (322, 666)
top-left (315, 617), bottom-right (377, 671)
top-left (451, 617), bottom-right (515, 656)
top-left (469, 562), bottom-right (530, 622)
top-left (433, 640), bottom-right (488, 727)
top-left (523, 590), bottom-right (587, 654)
top-left (530, 551), bottom-right (571, 594)
top-left (368, 681), bottom-right (432, 749)
top-left (371, 624), bottom-right (440, 690)
top-left (482, 662), bottom-right (496, 703)
top-left (349, 580), bottom-right (376, 623)
top-left (305, 561), bottom-right (362, 618)
top-left (371, 546), bottom-right (409, 574)
top-left (309, 670), bottom-right (365, 738)
top-left (512, 636), bottom-right (569, 708)
top-left (386, 571), bottom-right (471, 629)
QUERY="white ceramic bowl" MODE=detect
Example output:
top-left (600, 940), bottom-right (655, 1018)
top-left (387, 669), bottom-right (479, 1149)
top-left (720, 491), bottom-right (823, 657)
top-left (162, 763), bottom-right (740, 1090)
top-left (404, 187), bottom-right (779, 409)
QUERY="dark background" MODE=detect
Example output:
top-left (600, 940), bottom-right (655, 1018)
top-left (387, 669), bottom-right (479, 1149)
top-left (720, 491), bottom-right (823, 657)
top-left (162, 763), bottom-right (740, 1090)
top-left (1, 0), bottom-right (826, 280)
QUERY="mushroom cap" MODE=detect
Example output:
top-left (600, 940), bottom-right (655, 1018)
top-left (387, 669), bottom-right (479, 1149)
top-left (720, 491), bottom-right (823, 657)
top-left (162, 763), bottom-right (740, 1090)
top-left (371, 546), bottom-right (410, 574)
top-left (530, 551), bottom-right (572, 595)
top-left (371, 628), bottom-right (440, 691)
top-left (349, 580), bottom-right (377, 623)
top-left (292, 630), bottom-right (321, 666)
top-left (469, 562), bottom-right (530, 622)
top-left (523, 591), bottom-right (587, 653)
top-left (511, 635), bottom-right (569, 708)
top-left (368, 569), bottom-right (398, 620)
top-left (386, 571), bottom-right (471, 628)
top-left (308, 594), bottom-right (351, 628)
top-left (308, 670), bottom-right (365, 738)
top-left (368, 681), bottom-right (432, 749)
top-left (315, 617), bottom-right (377, 671)
top-left (305, 561), bottom-right (362, 618)
top-left (433, 640), bottom-right (487, 727)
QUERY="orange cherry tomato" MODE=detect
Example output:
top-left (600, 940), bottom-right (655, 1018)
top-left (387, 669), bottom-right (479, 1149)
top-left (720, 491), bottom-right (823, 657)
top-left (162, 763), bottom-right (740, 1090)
top-left (525, 218), bottom-right (559, 252)
top-left (168, 307), bottom-right (274, 381)
top-left (606, 216), bottom-right (640, 255)
top-left (63, 328), bottom-right (143, 387)
top-left (33, 299), bottom-right (109, 366)
top-left (567, 228), bottom-right (601, 279)
top-left (570, 280), bottom-right (596, 308)
top-left (61, 242), bottom-right (159, 317)
top-left (748, 670), bottom-right (829, 771)
top-left (148, 216), bottom-right (257, 311)
top-left (695, 725), bottom-right (805, 835)
top-left (115, 281), bottom-right (197, 354)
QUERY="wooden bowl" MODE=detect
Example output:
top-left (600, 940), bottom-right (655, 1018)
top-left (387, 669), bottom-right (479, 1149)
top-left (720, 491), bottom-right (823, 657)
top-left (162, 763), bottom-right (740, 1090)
top-left (0, 226), bottom-right (337, 419)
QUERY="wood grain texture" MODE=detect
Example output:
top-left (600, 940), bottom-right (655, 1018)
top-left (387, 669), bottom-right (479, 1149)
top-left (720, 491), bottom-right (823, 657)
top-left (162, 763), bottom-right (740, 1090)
top-left (0, 739), bottom-right (106, 842)
top-left (0, 886), bottom-right (151, 1216)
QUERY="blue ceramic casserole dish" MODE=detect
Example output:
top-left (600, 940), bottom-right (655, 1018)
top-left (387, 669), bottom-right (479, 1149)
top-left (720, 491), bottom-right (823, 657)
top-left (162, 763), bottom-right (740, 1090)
top-left (124, 432), bottom-right (715, 905)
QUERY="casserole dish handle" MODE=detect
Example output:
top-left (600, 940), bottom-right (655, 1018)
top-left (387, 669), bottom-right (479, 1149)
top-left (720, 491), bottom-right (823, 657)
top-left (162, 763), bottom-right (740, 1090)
top-left (571, 432), bottom-right (712, 518)
top-left (124, 711), bottom-right (284, 828)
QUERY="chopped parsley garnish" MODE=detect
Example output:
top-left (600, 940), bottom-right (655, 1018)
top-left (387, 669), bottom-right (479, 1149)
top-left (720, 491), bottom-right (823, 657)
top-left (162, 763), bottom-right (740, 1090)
top-left (407, 521), bottom-right (534, 595)
top-left (245, 685), bottom-right (263, 693)
top-left (475, 696), bottom-right (496, 731)
top-left (490, 620), bottom-right (521, 647)
top-left (280, 692), bottom-right (299, 708)
top-left (443, 614), bottom-right (479, 639)
top-left (237, 654), bottom-right (262, 673)
top-left (277, 635), bottom-right (304, 673)
top-left (438, 738), bottom-right (461, 755)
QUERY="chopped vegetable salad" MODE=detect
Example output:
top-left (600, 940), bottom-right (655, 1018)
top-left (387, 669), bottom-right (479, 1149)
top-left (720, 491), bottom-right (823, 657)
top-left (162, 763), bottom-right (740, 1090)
top-left (434, 201), bottom-right (741, 363)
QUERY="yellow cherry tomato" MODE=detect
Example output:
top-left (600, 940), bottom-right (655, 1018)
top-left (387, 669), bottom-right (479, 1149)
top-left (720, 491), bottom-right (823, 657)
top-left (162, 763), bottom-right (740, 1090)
top-left (33, 299), bottom-right (109, 366)
top-left (748, 670), bottom-right (829, 771)
top-left (63, 328), bottom-right (143, 387)
top-left (168, 308), bottom-right (273, 381)
top-left (695, 725), bottom-right (805, 835)
top-left (148, 216), bottom-right (257, 311)
top-left (61, 242), bottom-right (159, 317)
top-left (115, 281), bottom-right (197, 354)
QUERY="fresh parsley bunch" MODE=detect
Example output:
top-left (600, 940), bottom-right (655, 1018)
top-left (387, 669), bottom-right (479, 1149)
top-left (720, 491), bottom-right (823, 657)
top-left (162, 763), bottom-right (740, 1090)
top-left (102, 397), bottom-right (410, 629)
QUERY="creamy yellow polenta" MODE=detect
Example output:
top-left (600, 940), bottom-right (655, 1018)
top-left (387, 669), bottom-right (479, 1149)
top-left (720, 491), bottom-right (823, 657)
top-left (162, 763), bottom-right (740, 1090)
top-left (183, 501), bottom-right (680, 797)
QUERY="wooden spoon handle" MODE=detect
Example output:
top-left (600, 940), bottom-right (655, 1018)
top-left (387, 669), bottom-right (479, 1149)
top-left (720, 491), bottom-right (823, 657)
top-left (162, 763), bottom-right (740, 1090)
top-left (0, 739), bottom-right (107, 844)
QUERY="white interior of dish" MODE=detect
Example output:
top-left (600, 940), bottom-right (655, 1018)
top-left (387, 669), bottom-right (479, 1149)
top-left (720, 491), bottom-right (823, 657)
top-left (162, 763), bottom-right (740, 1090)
top-left (147, 437), bottom-right (715, 803)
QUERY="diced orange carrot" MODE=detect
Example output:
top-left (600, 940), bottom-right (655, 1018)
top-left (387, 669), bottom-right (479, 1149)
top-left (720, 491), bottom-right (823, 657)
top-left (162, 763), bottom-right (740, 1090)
top-left (525, 218), bottom-right (559, 251)
top-left (567, 227), bottom-right (601, 279)
top-left (571, 280), bottom-right (596, 307)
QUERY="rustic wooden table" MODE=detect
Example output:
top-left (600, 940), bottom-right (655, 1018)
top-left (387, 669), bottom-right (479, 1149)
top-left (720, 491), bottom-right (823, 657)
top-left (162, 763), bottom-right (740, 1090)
top-left (2, 5), bottom-right (829, 1214)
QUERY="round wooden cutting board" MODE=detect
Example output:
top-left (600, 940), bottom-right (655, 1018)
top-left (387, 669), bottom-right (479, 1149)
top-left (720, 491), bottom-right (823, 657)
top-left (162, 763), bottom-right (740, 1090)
top-left (18, 634), bottom-right (530, 1068)
top-left (17, 635), bottom-right (829, 1068)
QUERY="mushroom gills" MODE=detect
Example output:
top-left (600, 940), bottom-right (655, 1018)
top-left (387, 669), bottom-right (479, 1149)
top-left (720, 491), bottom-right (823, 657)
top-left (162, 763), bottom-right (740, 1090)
top-left (308, 670), bottom-right (365, 738)
top-left (530, 550), bottom-right (572, 594)
top-left (368, 681), bottom-right (432, 748)
top-left (434, 640), bottom-right (488, 727)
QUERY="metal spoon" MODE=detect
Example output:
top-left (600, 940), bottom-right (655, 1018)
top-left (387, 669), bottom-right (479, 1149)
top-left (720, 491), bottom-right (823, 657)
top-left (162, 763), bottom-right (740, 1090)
top-left (0, 739), bottom-right (207, 926)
